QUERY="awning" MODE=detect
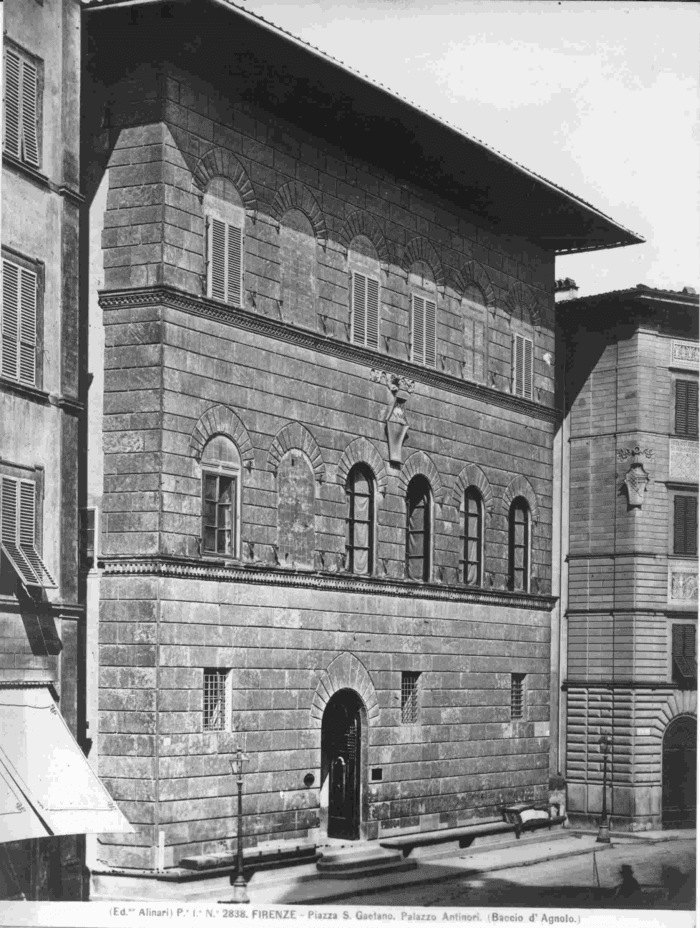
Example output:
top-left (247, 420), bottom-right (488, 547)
top-left (0, 687), bottom-right (133, 842)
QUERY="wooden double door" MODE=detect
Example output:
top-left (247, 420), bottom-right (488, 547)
top-left (322, 691), bottom-right (362, 840)
top-left (662, 716), bottom-right (697, 828)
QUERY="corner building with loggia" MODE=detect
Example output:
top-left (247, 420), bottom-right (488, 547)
top-left (81, 0), bottom-right (642, 891)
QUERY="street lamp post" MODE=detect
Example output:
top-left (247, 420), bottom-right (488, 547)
top-left (229, 748), bottom-right (250, 903)
top-left (597, 734), bottom-right (611, 844)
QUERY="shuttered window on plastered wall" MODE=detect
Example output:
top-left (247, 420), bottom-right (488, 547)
top-left (3, 47), bottom-right (40, 167)
top-left (0, 476), bottom-right (55, 589)
top-left (512, 334), bottom-right (534, 399)
top-left (675, 380), bottom-right (699, 438)
top-left (351, 272), bottom-right (379, 349)
top-left (672, 623), bottom-right (697, 684)
top-left (207, 217), bottom-right (243, 307)
top-left (2, 258), bottom-right (37, 386)
top-left (674, 495), bottom-right (698, 556)
top-left (411, 294), bottom-right (436, 367)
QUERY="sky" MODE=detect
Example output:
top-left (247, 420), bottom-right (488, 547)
top-left (242, 0), bottom-right (699, 297)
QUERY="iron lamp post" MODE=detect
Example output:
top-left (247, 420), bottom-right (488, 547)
top-left (597, 734), bottom-right (611, 844)
top-left (229, 748), bottom-right (250, 903)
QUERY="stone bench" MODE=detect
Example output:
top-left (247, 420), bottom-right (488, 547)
top-left (178, 841), bottom-right (319, 875)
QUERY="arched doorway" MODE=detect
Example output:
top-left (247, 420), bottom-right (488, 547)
top-left (662, 715), bottom-right (697, 828)
top-left (321, 690), bottom-right (363, 839)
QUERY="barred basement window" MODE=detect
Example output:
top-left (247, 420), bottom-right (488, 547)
top-left (510, 674), bottom-right (525, 720)
top-left (3, 45), bottom-right (41, 168)
top-left (401, 672), bottom-right (421, 724)
top-left (673, 495), bottom-right (698, 556)
top-left (512, 334), bottom-right (534, 399)
top-left (675, 380), bottom-right (699, 438)
top-left (672, 624), bottom-right (697, 688)
top-left (203, 669), bottom-right (231, 732)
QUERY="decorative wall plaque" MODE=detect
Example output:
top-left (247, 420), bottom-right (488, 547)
top-left (617, 446), bottom-right (654, 463)
top-left (669, 439), bottom-right (698, 483)
top-left (671, 341), bottom-right (699, 370)
top-left (669, 562), bottom-right (698, 603)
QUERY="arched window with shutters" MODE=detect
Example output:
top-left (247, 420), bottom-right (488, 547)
top-left (409, 261), bottom-right (437, 368)
top-left (345, 464), bottom-right (375, 575)
top-left (204, 177), bottom-right (245, 307)
top-left (462, 283), bottom-right (488, 384)
top-left (281, 208), bottom-right (316, 330)
top-left (277, 450), bottom-right (316, 569)
top-left (201, 435), bottom-right (241, 558)
top-left (406, 475), bottom-right (432, 581)
top-left (348, 235), bottom-right (380, 350)
top-left (508, 497), bottom-right (530, 592)
top-left (510, 303), bottom-right (535, 400)
top-left (461, 488), bottom-right (483, 586)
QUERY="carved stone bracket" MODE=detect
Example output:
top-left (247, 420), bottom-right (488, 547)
top-left (371, 370), bottom-right (416, 465)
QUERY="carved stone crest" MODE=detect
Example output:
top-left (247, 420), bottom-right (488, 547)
top-left (371, 370), bottom-right (416, 464)
top-left (623, 462), bottom-right (650, 507)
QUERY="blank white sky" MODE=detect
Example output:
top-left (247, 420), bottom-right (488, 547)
top-left (244, 0), bottom-right (699, 297)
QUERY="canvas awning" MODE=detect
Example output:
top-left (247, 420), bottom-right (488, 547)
top-left (0, 686), bottom-right (133, 842)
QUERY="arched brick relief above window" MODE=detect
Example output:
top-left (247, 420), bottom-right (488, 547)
top-left (339, 211), bottom-right (389, 269)
top-left (271, 181), bottom-right (327, 248)
top-left (454, 261), bottom-right (496, 310)
top-left (396, 450), bottom-right (444, 505)
top-left (191, 147), bottom-right (257, 214)
top-left (267, 422), bottom-right (326, 483)
top-left (402, 237), bottom-right (446, 292)
top-left (451, 463), bottom-right (494, 517)
top-left (504, 281), bottom-right (543, 330)
top-left (310, 651), bottom-right (380, 728)
top-left (189, 405), bottom-right (255, 467)
top-left (336, 437), bottom-right (388, 498)
top-left (501, 474), bottom-right (540, 524)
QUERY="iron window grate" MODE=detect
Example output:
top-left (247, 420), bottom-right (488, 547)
top-left (511, 673), bottom-right (525, 720)
top-left (401, 672), bottom-right (421, 724)
top-left (203, 669), bottom-right (229, 731)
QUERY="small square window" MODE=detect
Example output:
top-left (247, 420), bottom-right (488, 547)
top-left (401, 671), bottom-right (421, 724)
top-left (510, 674), bottom-right (525, 720)
top-left (203, 669), bottom-right (231, 732)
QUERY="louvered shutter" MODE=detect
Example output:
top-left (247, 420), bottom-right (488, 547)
top-left (21, 59), bottom-right (40, 167)
top-left (689, 382), bottom-right (699, 438)
top-left (19, 480), bottom-right (55, 587)
top-left (227, 223), bottom-right (243, 306)
top-left (208, 218), bottom-right (227, 301)
top-left (523, 336), bottom-right (533, 400)
top-left (425, 299), bottom-right (436, 367)
top-left (513, 334), bottom-right (524, 396)
top-left (675, 381), bottom-right (688, 435)
top-left (19, 268), bottom-right (37, 385)
top-left (674, 496), bottom-right (697, 555)
top-left (412, 295), bottom-right (425, 364)
top-left (687, 496), bottom-right (698, 555)
top-left (2, 260), bottom-right (20, 380)
top-left (4, 49), bottom-right (21, 160)
top-left (351, 272), bottom-right (366, 345)
top-left (366, 277), bottom-right (379, 349)
top-left (0, 477), bottom-right (39, 586)
top-left (674, 496), bottom-right (687, 554)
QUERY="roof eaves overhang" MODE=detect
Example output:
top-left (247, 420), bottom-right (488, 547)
top-left (83, 0), bottom-right (644, 256)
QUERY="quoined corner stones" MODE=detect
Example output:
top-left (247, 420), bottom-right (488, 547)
top-left (371, 369), bottom-right (415, 465)
top-left (618, 446), bottom-right (654, 508)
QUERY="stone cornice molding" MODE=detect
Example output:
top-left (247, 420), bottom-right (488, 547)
top-left (98, 286), bottom-right (559, 424)
top-left (101, 556), bottom-right (557, 611)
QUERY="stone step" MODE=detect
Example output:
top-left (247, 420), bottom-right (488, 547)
top-left (316, 845), bottom-right (417, 880)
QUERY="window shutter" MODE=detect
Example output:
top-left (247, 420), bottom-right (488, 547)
top-left (227, 223), bottom-right (243, 306)
top-left (366, 276), bottom-right (379, 349)
top-left (689, 382), bottom-right (699, 437)
top-left (351, 272), bottom-right (366, 345)
top-left (674, 496), bottom-right (687, 554)
top-left (21, 59), bottom-right (40, 167)
top-left (523, 336), bottom-right (533, 400)
top-left (687, 496), bottom-right (698, 555)
top-left (425, 299), bottom-right (436, 367)
top-left (208, 218), bottom-right (226, 301)
top-left (19, 479), bottom-right (56, 587)
top-left (19, 268), bottom-right (37, 385)
top-left (0, 476), bottom-right (40, 586)
top-left (411, 295), bottom-right (425, 364)
top-left (2, 260), bottom-right (20, 380)
top-left (675, 381), bottom-right (688, 435)
top-left (4, 50), bottom-right (21, 160)
top-left (513, 334), bottom-right (524, 396)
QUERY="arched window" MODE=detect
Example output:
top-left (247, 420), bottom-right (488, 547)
top-left (462, 283), bottom-right (488, 384)
top-left (277, 450), bottom-right (315, 569)
top-left (461, 488), bottom-right (483, 586)
top-left (409, 261), bottom-right (437, 368)
top-left (201, 435), bottom-right (241, 557)
top-left (349, 235), bottom-right (380, 350)
top-left (281, 208), bottom-right (316, 329)
top-left (345, 464), bottom-right (374, 575)
top-left (204, 177), bottom-right (245, 307)
top-left (508, 497), bottom-right (530, 592)
top-left (406, 475), bottom-right (431, 581)
top-left (510, 303), bottom-right (535, 400)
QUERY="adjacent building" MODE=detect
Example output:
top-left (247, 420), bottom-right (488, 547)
top-left (0, 0), bottom-right (129, 901)
top-left (81, 0), bottom-right (641, 892)
top-left (557, 283), bottom-right (698, 831)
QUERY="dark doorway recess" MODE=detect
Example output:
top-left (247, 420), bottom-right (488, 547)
top-left (662, 715), bottom-right (696, 828)
top-left (322, 689), bottom-right (363, 839)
